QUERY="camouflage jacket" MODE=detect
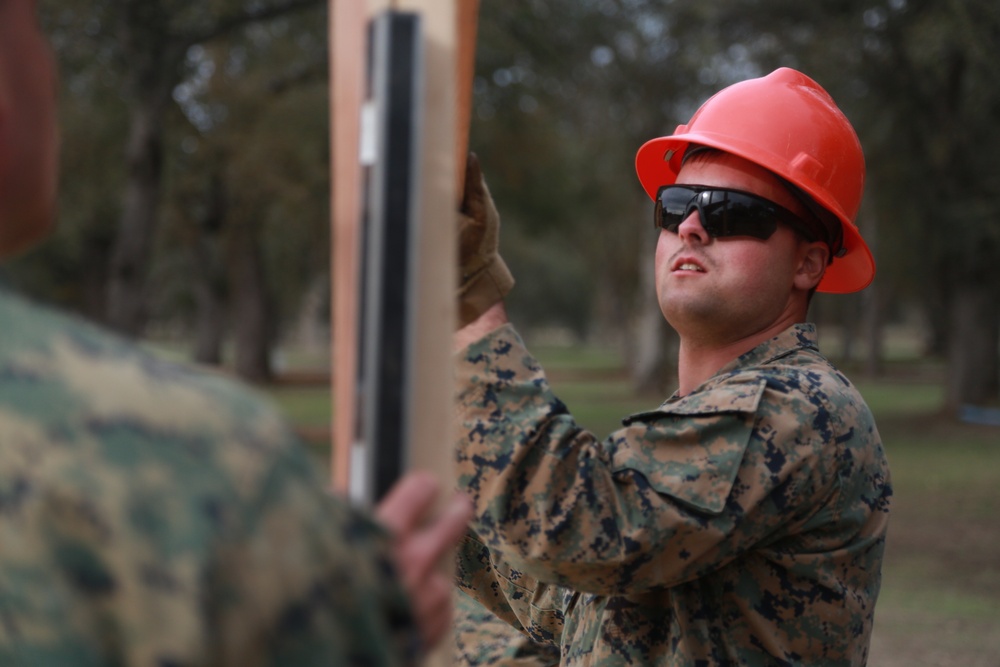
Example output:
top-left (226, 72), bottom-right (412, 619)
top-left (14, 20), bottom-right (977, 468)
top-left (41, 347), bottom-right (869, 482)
top-left (454, 323), bottom-right (892, 666)
top-left (0, 290), bottom-right (419, 666)
top-left (454, 588), bottom-right (560, 667)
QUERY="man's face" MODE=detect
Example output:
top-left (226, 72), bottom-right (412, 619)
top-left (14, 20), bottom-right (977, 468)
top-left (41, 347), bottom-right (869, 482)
top-left (0, 0), bottom-right (59, 256)
top-left (654, 151), bottom-right (823, 346)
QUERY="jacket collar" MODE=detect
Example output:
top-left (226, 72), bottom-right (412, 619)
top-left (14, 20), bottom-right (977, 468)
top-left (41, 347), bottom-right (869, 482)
top-left (663, 323), bottom-right (819, 405)
top-left (718, 322), bottom-right (819, 375)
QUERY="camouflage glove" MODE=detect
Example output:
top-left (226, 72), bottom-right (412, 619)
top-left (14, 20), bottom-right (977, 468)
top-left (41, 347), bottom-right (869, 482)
top-left (457, 153), bottom-right (514, 328)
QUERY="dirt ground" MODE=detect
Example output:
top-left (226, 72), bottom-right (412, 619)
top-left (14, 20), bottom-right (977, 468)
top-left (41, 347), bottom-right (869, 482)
top-left (867, 418), bottom-right (1000, 667)
top-left (869, 514), bottom-right (1000, 666)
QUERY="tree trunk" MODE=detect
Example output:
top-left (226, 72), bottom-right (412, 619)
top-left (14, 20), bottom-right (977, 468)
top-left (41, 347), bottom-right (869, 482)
top-left (922, 266), bottom-right (951, 358)
top-left (192, 251), bottom-right (227, 366)
top-left (631, 300), bottom-right (677, 397)
top-left (79, 224), bottom-right (114, 324)
top-left (101, 1), bottom-right (325, 338)
top-left (229, 221), bottom-right (274, 383)
top-left (630, 230), bottom-right (677, 396)
top-left (191, 172), bottom-right (229, 366)
top-left (860, 197), bottom-right (883, 377)
top-left (863, 280), bottom-right (884, 378)
top-left (291, 274), bottom-right (330, 354)
top-left (107, 92), bottom-right (169, 336)
top-left (945, 283), bottom-right (1000, 412)
top-left (837, 294), bottom-right (861, 365)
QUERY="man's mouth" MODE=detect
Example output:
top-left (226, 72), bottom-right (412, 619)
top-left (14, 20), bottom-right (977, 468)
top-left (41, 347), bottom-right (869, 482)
top-left (675, 262), bottom-right (705, 272)
top-left (671, 255), bottom-right (707, 273)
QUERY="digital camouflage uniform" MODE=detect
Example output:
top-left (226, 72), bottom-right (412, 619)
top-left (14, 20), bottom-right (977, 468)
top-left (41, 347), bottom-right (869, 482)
top-left (454, 588), bottom-right (559, 667)
top-left (454, 322), bottom-right (892, 666)
top-left (0, 290), bottom-right (419, 667)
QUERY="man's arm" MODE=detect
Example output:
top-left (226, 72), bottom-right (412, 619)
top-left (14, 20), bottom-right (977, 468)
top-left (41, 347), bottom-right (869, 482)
top-left (453, 586), bottom-right (561, 667)
top-left (453, 325), bottom-right (855, 596)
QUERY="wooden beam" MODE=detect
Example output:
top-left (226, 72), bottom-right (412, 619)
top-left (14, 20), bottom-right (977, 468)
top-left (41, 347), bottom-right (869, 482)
top-left (330, 0), bottom-right (466, 497)
top-left (454, 0), bottom-right (479, 197)
top-left (391, 0), bottom-right (457, 495)
top-left (330, 1), bottom-right (470, 663)
top-left (329, 0), bottom-right (367, 493)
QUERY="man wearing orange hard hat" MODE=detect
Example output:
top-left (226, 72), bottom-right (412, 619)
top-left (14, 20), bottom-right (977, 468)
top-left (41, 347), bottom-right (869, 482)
top-left (452, 67), bottom-right (892, 665)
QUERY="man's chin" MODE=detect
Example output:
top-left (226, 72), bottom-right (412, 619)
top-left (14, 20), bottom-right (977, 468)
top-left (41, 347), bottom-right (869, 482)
top-left (659, 295), bottom-right (724, 332)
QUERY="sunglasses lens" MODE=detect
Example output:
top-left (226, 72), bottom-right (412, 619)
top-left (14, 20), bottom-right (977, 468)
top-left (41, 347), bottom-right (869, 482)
top-left (655, 187), bottom-right (695, 232)
top-left (703, 192), bottom-right (777, 240)
top-left (655, 187), bottom-right (778, 240)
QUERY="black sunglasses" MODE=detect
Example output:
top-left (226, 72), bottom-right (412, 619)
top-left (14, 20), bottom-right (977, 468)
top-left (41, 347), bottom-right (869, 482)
top-left (654, 185), bottom-right (819, 242)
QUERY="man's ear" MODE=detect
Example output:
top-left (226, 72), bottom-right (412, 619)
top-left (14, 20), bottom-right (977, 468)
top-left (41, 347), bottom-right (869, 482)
top-left (793, 241), bottom-right (830, 291)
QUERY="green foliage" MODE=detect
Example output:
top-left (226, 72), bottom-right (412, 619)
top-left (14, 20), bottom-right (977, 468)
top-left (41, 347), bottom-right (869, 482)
top-left (853, 379), bottom-right (944, 415)
top-left (25, 0), bottom-right (327, 343)
top-left (471, 0), bottom-right (721, 339)
top-left (157, 14), bottom-right (331, 328)
top-left (21, 0), bottom-right (1000, 398)
top-left (269, 386), bottom-right (331, 428)
top-left (470, 0), bottom-right (1000, 405)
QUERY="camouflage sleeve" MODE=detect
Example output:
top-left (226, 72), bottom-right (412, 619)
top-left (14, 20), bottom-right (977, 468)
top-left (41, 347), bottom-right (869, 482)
top-left (203, 438), bottom-right (421, 667)
top-left (5, 411), bottom-right (419, 667)
top-left (454, 323), bottom-right (852, 596)
top-left (455, 531), bottom-right (573, 652)
top-left (453, 580), bottom-right (561, 667)
top-left (0, 295), bottom-right (419, 667)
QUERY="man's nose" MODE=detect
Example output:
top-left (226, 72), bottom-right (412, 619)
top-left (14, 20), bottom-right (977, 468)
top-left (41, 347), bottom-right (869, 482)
top-left (676, 209), bottom-right (711, 245)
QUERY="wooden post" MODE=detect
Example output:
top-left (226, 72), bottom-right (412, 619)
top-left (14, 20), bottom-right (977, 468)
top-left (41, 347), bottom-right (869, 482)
top-left (391, 0), bottom-right (458, 494)
top-left (330, 0), bottom-right (470, 496)
top-left (330, 1), bottom-right (469, 662)
top-left (329, 0), bottom-right (366, 493)
top-left (455, 0), bottom-right (479, 196)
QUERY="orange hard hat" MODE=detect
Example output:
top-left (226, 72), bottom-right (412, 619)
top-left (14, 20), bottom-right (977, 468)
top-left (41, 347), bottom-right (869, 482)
top-left (635, 68), bottom-right (875, 294)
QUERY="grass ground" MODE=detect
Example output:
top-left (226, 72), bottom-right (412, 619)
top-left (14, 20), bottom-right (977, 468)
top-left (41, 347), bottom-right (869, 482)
top-left (267, 342), bottom-right (1000, 666)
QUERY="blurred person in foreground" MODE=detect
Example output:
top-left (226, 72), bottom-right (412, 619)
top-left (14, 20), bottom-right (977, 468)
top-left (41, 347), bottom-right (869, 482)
top-left (452, 68), bottom-right (892, 666)
top-left (0, 0), bottom-right (472, 664)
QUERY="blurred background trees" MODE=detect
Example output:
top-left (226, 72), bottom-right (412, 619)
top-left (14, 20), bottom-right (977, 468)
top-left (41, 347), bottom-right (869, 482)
top-left (472, 0), bottom-right (1000, 410)
top-left (12, 0), bottom-right (999, 411)
top-left (17, 0), bottom-right (328, 381)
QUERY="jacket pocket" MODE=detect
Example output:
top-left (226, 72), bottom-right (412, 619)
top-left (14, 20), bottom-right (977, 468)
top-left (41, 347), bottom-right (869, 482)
top-left (613, 377), bottom-right (766, 514)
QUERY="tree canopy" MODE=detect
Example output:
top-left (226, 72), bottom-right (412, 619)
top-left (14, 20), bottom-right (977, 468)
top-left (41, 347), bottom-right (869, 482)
top-left (15, 0), bottom-right (999, 406)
